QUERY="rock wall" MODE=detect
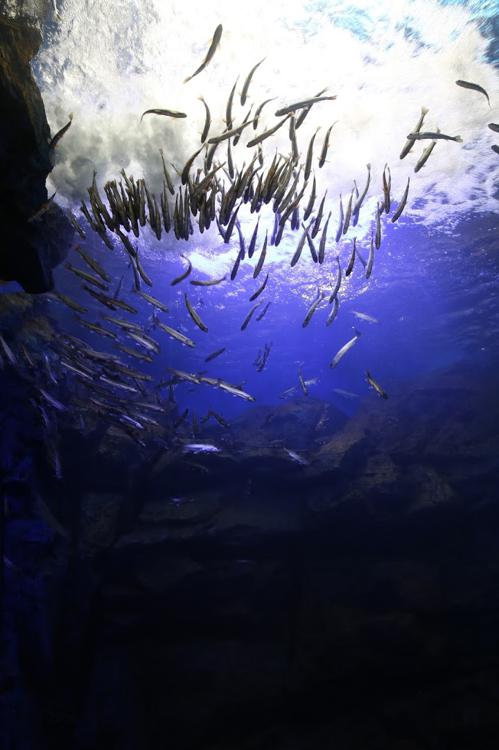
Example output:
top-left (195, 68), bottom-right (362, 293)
top-left (0, 10), bottom-right (72, 292)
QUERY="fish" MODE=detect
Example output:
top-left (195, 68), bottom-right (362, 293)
top-left (171, 255), bottom-right (192, 285)
top-left (285, 449), bottom-right (309, 466)
top-left (289, 114), bottom-right (299, 162)
top-left (207, 409), bottom-right (230, 428)
top-left (53, 291), bottom-right (88, 314)
top-left (318, 211), bottom-right (331, 264)
top-left (0, 333), bottom-right (16, 366)
top-left (375, 202), bottom-right (382, 249)
top-left (49, 113), bottom-right (73, 150)
top-left (240, 58), bottom-right (265, 106)
top-left (249, 272), bottom-right (269, 301)
top-left (241, 302), bottom-right (262, 331)
top-left (205, 347), bottom-right (226, 362)
top-left (126, 330), bottom-right (160, 354)
top-left (391, 177), bottom-right (410, 223)
top-left (256, 301), bottom-right (271, 321)
top-left (414, 135), bottom-right (438, 173)
top-left (84, 286), bottom-right (138, 313)
top-left (168, 368), bottom-right (201, 385)
top-left (330, 329), bottom-right (361, 368)
top-left (246, 116), bottom-right (291, 148)
top-left (74, 245), bottom-right (110, 281)
top-left (329, 256), bottom-right (342, 302)
top-left (365, 235), bottom-right (375, 279)
top-left (141, 108), bottom-right (187, 121)
top-left (303, 177), bottom-right (317, 222)
top-left (102, 315), bottom-right (143, 333)
top-left (302, 289), bottom-right (324, 328)
top-left (77, 318), bottom-right (118, 340)
top-left (274, 95), bottom-right (337, 117)
top-left (199, 97), bottom-right (211, 142)
top-left (183, 443), bottom-right (221, 454)
top-left (222, 75), bottom-right (239, 133)
top-left (352, 163), bottom-right (371, 217)
top-left (39, 388), bottom-right (65, 412)
top-left (345, 238), bottom-right (356, 277)
top-left (492, 145), bottom-right (499, 156)
top-left (248, 217), bottom-right (260, 259)
top-left (230, 247), bottom-right (244, 281)
top-left (209, 378), bottom-right (255, 402)
top-left (407, 131), bottom-right (462, 143)
top-left (335, 194), bottom-right (344, 243)
top-left (366, 370), bottom-right (388, 399)
top-left (332, 388), bottom-right (358, 399)
top-left (181, 146), bottom-right (204, 185)
top-left (190, 276), bottom-right (226, 287)
top-left (295, 87), bottom-right (328, 129)
top-left (298, 369), bottom-right (308, 395)
top-left (253, 97), bottom-right (276, 130)
top-left (342, 188), bottom-right (354, 235)
top-left (291, 223), bottom-right (312, 267)
top-left (304, 128), bottom-right (320, 181)
top-left (184, 293), bottom-right (208, 332)
top-left (184, 24), bottom-right (223, 84)
top-left (174, 409), bottom-right (189, 428)
top-left (68, 211), bottom-right (86, 238)
top-left (400, 107), bottom-right (428, 159)
top-left (306, 225), bottom-right (318, 263)
top-left (326, 295), bottom-right (339, 327)
top-left (351, 310), bottom-right (378, 323)
top-left (117, 345), bottom-right (153, 363)
top-left (64, 262), bottom-right (109, 290)
top-left (455, 79), bottom-right (490, 106)
top-left (28, 191), bottom-right (56, 222)
top-left (207, 119), bottom-right (256, 145)
top-left (99, 376), bottom-right (139, 394)
top-left (157, 321), bottom-right (196, 348)
top-left (382, 164), bottom-right (391, 214)
top-left (137, 290), bottom-right (168, 312)
top-left (227, 137), bottom-right (235, 179)
top-left (318, 122), bottom-right (337, 168)
top-left (159, 149), bottom-right (175, 194)
top-left (488, 123), bottom-right (499, 133)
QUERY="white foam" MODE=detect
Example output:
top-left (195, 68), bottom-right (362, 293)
top-left (34, 0), bottom-right (499, 253)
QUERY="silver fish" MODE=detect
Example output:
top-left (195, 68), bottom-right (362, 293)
top-left (330, 329), bottom-right (361, 368)
top-left (302, 289), bottom-right (324, 328)
top-left (141, 108), bottom-right (187, 121)
top-left (158, 321), bottom-right (196, 348)
top-left (366, 370), bottom-right (388, 399)
top-left (184, 24), bottom-right (223, 84)
top-left (326, 296), bottom-right (339, 327)
top-left (391, 177), bottom-right (410, 223)
top-left (241, 302), bottom-right (262, 331)
top-left (240, 58), bottom-right (265, 106)
top-left (171, 255), bottom-right (192, 285)
top-left (455, 79), bottom-right (490, 107)
top-left (199, 97), bottom-right (211, 142)
top-left (185, 293), bottom-right (208, 332)
top-left (249, 272), bottom-right (269, 301)
top-left (329, 256), bottom-right (342, 302)
top-left (400, 107), bottom-right (428, 160)
top-left (407, 131), bottom-right (462, 143)
top-left (275, 95), bottom-right (337, 117)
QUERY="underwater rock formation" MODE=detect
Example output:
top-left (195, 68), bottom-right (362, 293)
top-left (0, 11), bottom-right (72, 292)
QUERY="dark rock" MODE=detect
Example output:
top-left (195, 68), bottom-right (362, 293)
top-left (0, 13), bottom-right (73, 292)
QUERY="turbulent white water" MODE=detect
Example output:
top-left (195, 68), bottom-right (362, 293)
top-left (34, 0), bottom-right (498, 257)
